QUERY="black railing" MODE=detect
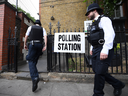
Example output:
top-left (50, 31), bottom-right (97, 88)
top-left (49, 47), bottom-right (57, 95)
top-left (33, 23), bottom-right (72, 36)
top-left (8, 27), bottom-right (18, 73)
top-left (47, 22), bottom-right (128, 74)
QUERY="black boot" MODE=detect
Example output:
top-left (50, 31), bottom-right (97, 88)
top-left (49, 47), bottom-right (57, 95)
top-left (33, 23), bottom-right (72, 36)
top-left (113, 83), bottom-right (125, 96)
top-left (32, 77), bottom-right (40, 92)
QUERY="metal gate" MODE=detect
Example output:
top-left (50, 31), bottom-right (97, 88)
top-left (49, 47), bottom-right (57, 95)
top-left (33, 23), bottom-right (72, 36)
top-left (7, 27), bottom-right (18, 73)
top-left (47, 21), bottom-right (128, 74)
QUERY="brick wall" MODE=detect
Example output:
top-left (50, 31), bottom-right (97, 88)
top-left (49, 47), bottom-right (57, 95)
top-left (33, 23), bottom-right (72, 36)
top-left (40, 0), bottom-right (87, 33)
top-left (0, 3), bottom-right (16, 70)
top-left (3, 3), bottom-right (16, 67)
top-left (0, 4), bottom-right (4, 70)
top-left (0, 1), bottom-right (33, 71)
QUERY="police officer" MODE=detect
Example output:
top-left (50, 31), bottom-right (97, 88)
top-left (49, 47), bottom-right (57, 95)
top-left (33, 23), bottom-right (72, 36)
top-left (85, 3), bottom-right (125, 96)
top-left (24, 20), bottom-right (47, 92)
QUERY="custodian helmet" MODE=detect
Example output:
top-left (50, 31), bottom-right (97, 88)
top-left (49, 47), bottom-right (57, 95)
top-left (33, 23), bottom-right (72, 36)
top-left (85, 3), bottom-right (103, 16)
top-left (34, 20), bottom-right (42, 26)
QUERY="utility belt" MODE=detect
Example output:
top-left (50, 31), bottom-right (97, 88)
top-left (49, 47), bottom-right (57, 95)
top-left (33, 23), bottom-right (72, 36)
top-left (93, 44), bottom-right (103, 49)
top-left (30, 40), bottom-right (42, 45)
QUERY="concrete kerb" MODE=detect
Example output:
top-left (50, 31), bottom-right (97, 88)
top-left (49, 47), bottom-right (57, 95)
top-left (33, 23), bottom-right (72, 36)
top-left (47, 72), bottom-right (128, 83)
top-left (48, 72), bottom-right (95, 83)
top-left (0, 72), bottom-right (17, 80)
top-left (0, 72), bottom-right (128, 84)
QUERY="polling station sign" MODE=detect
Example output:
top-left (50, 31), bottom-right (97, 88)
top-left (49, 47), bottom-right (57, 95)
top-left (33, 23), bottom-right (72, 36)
top-left (54, 32), bottom-right (85, 53)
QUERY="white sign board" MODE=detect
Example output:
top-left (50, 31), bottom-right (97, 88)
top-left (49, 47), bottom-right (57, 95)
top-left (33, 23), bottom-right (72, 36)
top-left (54, 32), bottom-right (85, 53)
top-left (84, 20), bottom-right (92, 32)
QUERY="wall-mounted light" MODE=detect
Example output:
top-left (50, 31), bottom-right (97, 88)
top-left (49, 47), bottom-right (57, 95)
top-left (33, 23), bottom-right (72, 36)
top-left (51, 16), bottom-right (55, 20)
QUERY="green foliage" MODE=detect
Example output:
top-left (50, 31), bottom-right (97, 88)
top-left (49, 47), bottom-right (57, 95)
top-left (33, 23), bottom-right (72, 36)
top-left (83, 0), bottom-right (126, 17)
top-left (116, 43), bottom-right (120, 49)
top-left (114, 43), bottom-right (120, 53)
top-left (12, 4), bottom-right (35, 22)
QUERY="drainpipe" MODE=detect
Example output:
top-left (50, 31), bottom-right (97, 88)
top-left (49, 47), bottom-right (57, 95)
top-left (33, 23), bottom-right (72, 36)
top-left (16, 0), bottom-right (18, 16)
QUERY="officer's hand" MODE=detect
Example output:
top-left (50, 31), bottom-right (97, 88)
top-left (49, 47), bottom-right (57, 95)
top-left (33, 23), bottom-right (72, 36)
top-left (100, 53), bottom-right (108, 60)
top-left (90, 51), bottom-right (92, 55)
top-left (42, 46), bottom-right (47, 52)
top-left (24, 45), bottom-right (28, 50)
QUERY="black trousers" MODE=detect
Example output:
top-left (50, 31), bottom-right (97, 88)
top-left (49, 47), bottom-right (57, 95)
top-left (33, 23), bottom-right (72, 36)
top-left (92, 46), bottom-right (123, 96)
top-left (26, 43), bottom-right (43, 81)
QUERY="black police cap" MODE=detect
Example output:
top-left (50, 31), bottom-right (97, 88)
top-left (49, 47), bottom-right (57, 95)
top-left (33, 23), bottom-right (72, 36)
top-left (85, 3), bottom-right (103, 16)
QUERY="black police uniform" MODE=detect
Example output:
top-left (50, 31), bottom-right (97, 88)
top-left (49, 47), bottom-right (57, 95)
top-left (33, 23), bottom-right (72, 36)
top-left (87, 16), bottom-right (125, 96)
top-left (26, 25), bottom-right (44, 81)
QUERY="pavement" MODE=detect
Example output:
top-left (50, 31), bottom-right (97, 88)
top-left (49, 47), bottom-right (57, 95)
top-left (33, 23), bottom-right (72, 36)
top-left (0, 78), bottom-right (128, 96)
top-left (0, 72), bottom-right (128, 96)
top-left (0, 51), bottom-right (128, 96)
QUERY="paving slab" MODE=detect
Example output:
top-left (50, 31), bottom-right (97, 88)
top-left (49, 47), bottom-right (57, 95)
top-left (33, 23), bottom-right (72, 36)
top-left (0, 79), bottom-right (128, 96)
top-left (18, 55), bottom-right (47, 72)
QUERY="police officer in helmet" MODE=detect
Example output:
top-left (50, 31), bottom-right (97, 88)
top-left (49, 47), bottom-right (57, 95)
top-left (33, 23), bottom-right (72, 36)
top-left (85, 3), bottom-right (125, 96)
top-left (24, 20), bottom-right (47, 92)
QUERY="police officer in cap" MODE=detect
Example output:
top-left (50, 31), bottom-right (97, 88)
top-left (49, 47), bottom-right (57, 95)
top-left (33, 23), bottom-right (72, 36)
top-left (24, 20), bottom-right (47, 92)
top-left (85, 3), bottom-right (125, 96)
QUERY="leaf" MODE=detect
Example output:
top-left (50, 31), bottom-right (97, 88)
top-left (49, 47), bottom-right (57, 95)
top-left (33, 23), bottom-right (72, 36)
top-left (83, 0), bottom-right (87, 2)
top-left (114, 0), bottom-right (116, 3)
